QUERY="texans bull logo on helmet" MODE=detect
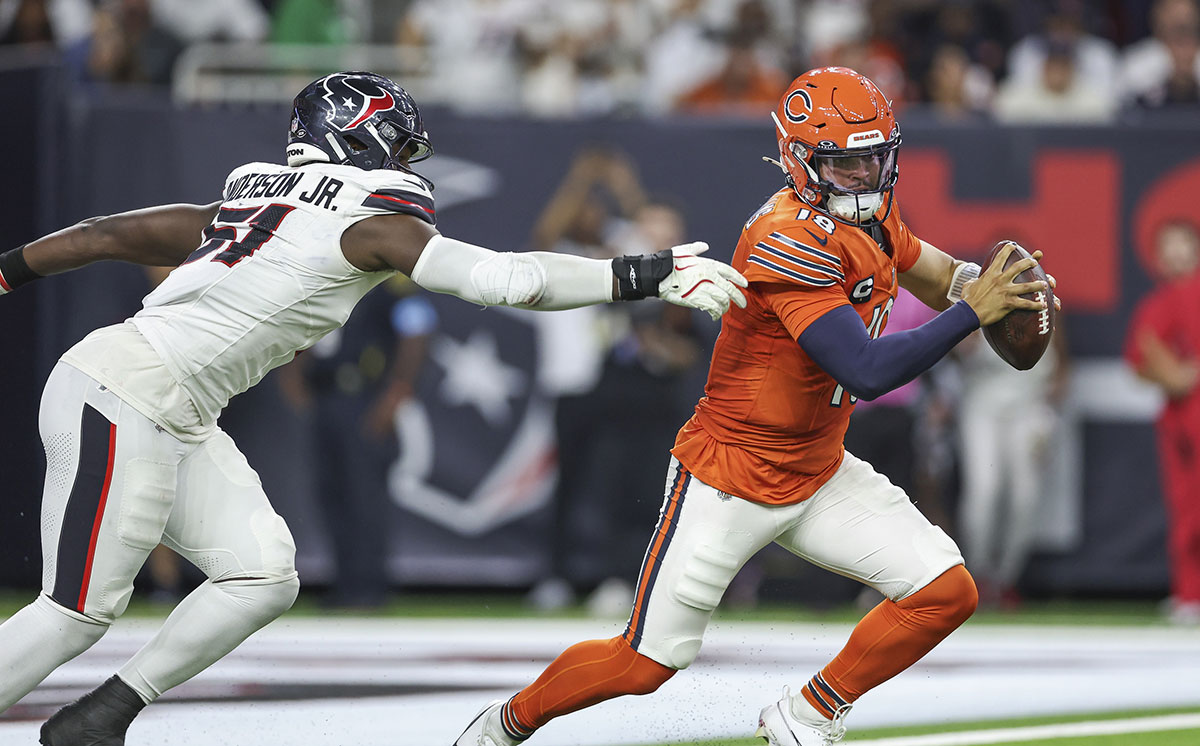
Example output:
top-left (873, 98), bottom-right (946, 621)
top-left (320, 73), bottom-right (404, 132)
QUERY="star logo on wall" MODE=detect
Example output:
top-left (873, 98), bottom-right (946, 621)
top-left (431, 329), bottom-right (526, 426)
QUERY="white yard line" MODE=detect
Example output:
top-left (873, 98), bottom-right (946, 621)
top-left (850, 713), bottom-right (1200, 746)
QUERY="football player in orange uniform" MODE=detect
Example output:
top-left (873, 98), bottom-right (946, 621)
top-left (455, 66), bottom-right (1059, 746)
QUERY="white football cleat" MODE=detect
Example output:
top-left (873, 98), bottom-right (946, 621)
top-left (755, 687), bottom-right (850, 746)
top-left (453, 700), bottom-right (523, 746)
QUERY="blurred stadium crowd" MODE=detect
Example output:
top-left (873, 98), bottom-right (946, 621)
top-left (2, 0), bottom-right (1200, 120)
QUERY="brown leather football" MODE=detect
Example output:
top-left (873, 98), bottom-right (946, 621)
top-left (980, 240), bottom-right (1055, 370)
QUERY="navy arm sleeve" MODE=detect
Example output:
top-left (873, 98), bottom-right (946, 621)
top-left (797, 301), bottom-right (980, 401)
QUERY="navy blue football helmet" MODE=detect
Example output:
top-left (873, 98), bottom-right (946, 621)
top-left (287, 71), bottom-right (433, 172)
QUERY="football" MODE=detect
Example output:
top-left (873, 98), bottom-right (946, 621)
top-left (980, 240), bottom-right (1056, 371)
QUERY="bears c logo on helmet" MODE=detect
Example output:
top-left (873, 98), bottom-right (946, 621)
top-left (784, 89), bottom-right (812, 124)
top-left (319, 73), bottom-right (398, 131)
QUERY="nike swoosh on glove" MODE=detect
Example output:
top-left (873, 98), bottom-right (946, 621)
top-left (657, 242), bottom-right (748, 321)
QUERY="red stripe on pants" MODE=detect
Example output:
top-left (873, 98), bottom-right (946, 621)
top-left (76, 422), bottom-right (117, 612)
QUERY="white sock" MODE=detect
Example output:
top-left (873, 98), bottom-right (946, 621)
top-left (0, 593), bottom-right (109, 712)
top-left (789, 688), bottom-right (831, 728)
top-left (117, 575), bottom-right (299, 702)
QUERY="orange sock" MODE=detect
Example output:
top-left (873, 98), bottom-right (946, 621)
top-left (801, 564), bottom-right (978, 718)
top-left (506, 635), bottom-right (675, 737)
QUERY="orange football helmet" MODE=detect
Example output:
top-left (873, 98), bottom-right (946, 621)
top-left (771, 66), bottom-right (901, 226)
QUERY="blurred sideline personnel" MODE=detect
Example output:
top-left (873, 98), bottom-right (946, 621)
top-left (1124, 220), bottom-right (1200, 626)
top-left (278, 277), bottom-right (436, 610)
top-left (455, 66), bottom-right (1059, 746)
top-left (0, 71), bottom-right (747, 745)
top-left (954, 316), bottom-right (1069, 608)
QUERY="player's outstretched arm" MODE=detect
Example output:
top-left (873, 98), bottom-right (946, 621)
top-left (0, 202), bottom-right (221, 294)
top-left (341, 213), bottom-right (747, 320)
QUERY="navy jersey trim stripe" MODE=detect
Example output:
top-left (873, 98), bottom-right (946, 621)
top-left (754, 242), bottom-right (845, 280)
top-left (748, 255), bottom-right (838, 287)
top-left (769, 231), bottom-right (842, 265)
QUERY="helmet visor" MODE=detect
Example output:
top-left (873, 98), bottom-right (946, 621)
top-left (796, 142), bottom-right (899, 195)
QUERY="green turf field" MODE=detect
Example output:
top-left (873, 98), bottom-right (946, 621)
top-left (621, 706), bottom-right (1200, 745)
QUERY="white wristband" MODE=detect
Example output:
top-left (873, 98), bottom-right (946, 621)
top-left (947, 261), bottom-right (981, 302)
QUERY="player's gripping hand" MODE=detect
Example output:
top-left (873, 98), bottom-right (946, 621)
top-left (657, 242), bottom-right (749, 321)
top-left (961, 242), bottom-right (1049, 326)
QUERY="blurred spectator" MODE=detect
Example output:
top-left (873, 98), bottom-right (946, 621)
top-left (923, 43), bottom-right (994, 120)
top-left (712, 0), bottom-right (795, 75)
top-left (821, 36), bottom-right (909, 106)
top-left (1123, 0), bottom-right (1200, 108)
top-left (926, 1), bottom-right (1013, 87)
top-left (0, 0), bottom-right (51, 45)
top-left (0, 0), bottom-right (91, 48)
top-left (517, 0), bottom-right (645, 117)
top-left (518, 21), bottom-right (582, 117)
top-left (641, 0), bottom-right (725, 114)
top-left (63, 0), bottom-right (182, 89)
top-left (151, 0), bottom-right (270, 43)
top-left (279, 278), bottom-right (436, 609)
top-left (399, 0), bottom-right (536, 115)
top-left (271, 0), bottom-right (346, 45)
top-left (675, 31), bottom-right (784, 116)
top-left (993, 40), bottom-right (1117, 122)
top-left (1124, 220), bottom-right (1200, 626)
top-left (800, 0), bottom-right (869, 67)
top-left (954, 315), bottom-right (1070, 608)
top-left (530, 148), bottom-right (645, 255)
top-left (1006, 0), bottom-right (1119, 95)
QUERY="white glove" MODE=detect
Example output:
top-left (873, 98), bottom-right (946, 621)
top-left (657, 242), bottom-right (748, 321)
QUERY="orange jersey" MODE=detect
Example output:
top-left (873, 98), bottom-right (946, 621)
top-left (671, 188), bottom-right (923, 505)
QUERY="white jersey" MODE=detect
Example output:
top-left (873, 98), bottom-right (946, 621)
top-left (108, 160), bottom-right (434, 429)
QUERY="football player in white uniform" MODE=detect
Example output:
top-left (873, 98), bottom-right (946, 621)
top-left (0, 71), bottom-right (747, 745)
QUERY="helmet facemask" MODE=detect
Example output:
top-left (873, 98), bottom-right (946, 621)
top-left (345, 118), bottom-right (432, 172)
top-left (804, 139), bottom-right (899, 224)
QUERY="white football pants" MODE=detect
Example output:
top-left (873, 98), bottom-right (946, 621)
top-left (624, 453), bottom-right (964, 670)
top-left (0, 363), bottom-right (299, 712)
